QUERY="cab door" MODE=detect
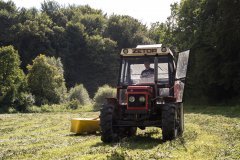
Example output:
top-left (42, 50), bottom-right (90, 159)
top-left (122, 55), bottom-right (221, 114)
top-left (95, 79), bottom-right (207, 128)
top-left (174, 50), bottom-right (190, 102)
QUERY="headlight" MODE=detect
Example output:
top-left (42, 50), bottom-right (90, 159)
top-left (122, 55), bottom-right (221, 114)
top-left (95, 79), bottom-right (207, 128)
top-left (139, 96), bottom-right (146, 102)
top-left (129, 96), bottom-right (135, 102)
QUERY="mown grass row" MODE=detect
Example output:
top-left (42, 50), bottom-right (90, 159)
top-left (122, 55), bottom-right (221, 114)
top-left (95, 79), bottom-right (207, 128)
top-left (0, 105), bottom-right (239, 160)
top-left (5, 103), bottom-right (94, 114)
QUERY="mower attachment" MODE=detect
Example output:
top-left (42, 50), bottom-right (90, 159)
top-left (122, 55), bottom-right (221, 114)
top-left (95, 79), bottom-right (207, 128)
top-left (70, 117), bottom-right (100, 134)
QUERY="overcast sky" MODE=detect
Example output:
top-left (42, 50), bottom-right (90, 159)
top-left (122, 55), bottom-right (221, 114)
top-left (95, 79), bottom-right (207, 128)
top-left (8, 0), bottom-right (181, 26)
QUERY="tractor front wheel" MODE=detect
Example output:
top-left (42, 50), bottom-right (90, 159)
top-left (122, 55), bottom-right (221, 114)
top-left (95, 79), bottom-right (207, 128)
top-left (100, 104), bottom-right (117, 143)
top-left (162, 104), bottom-right (178, 141)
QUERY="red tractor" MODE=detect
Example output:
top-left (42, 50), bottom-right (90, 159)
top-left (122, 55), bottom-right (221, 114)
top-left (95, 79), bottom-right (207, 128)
top-left (100, 44), bottom-right (190, 142)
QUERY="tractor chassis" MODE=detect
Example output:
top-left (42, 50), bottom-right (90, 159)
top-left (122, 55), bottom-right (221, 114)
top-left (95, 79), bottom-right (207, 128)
top-left (113, 120), bottom-right (162, 127)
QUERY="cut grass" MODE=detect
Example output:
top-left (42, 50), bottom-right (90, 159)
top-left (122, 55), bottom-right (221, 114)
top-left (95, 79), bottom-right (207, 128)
top-left (0, 105), bottom-right (239, 160)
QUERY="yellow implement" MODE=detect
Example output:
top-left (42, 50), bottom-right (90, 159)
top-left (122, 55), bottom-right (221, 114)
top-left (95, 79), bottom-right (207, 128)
top-left (70, 117), bottom-right (100, 134)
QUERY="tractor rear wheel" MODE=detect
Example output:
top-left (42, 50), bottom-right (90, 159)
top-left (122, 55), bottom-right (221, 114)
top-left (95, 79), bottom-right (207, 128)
top-left (162, 104), bottom-right (178, 141)
top-left (100, 104), bottom-right (117, 143)
top-left (178, 103), bottom-right (184, 136)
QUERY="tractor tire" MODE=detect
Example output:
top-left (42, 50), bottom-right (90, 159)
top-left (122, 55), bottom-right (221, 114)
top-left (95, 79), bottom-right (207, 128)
top-left (100, 104), bottom-right (117, 143)
top-left (178, 103), bottom-right (184, 136)
top-left (162, 104), bottom-right (178, 141)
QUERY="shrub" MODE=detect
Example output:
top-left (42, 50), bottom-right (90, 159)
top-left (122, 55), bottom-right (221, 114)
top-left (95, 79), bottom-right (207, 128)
top-left (25, 102), bottom-right (93, 113)
top-left (8, 107), bottom-right (17, 113)
top-left (27, 54), bottom-right (67, 105)
top-left (40, 104), bottom-right (67, 112)
top-left (26, 105), bottom-right (42, 113)
top-left (68, 84), bottom-right (91, 105)
top-left (66, 99), bottom-right (81, 110)
top-left (26, 104), bottom-right (66, 113)
top-left (93, 85), bottom-right (116, 110)
top-left (14, 92), bottom-right (35, 111)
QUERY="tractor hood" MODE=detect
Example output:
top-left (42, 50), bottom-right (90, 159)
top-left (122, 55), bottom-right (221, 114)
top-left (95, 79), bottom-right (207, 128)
top-left (127, 86), bottom-right (153, 93)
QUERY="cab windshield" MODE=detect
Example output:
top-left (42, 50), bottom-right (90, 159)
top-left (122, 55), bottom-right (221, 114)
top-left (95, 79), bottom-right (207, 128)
top-left (119, 56), bottom-right (173, 85)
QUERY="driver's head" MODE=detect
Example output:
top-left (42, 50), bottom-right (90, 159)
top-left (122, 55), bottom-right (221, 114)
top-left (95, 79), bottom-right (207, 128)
top-left (144, 60), bottom-right (151, 69)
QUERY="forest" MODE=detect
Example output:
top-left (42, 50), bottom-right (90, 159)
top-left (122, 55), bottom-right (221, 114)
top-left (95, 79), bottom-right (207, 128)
top-left (0, 0), bottom-right (240, 111)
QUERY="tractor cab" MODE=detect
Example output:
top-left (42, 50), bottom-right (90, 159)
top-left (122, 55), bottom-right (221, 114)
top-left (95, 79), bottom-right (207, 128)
top-left (119, 55), bottom-right (171, 86)
top-left (100, 44), bottom-right (190, 142)
top-left (118, 46), bottom-right (175, 107)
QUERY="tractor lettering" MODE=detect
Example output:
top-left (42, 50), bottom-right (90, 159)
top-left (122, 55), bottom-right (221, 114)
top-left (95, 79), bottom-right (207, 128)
top-left (132, 49), bottom-right (157, 54)
top-left (132, 49), bottom-right (141, 53)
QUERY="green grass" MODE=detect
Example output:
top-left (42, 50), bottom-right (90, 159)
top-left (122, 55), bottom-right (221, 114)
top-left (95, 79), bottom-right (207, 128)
top-left (0, 105), bottom-right (239, 160)
top-left (3, 103), bottom-right (94, 114)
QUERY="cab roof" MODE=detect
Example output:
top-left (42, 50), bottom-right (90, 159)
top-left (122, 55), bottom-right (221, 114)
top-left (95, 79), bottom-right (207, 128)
top-left (136, 44), bottom-right (162, 48)
top-left (120, 44), bottom-right (174, 57)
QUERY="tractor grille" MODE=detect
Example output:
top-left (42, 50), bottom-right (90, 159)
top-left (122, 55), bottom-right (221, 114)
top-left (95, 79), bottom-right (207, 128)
top-left (128, 94), bottom-right (146, 108)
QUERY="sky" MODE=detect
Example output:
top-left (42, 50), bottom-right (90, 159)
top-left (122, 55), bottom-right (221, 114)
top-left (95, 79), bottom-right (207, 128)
top-left (9, 0), bottom-right (181, 27)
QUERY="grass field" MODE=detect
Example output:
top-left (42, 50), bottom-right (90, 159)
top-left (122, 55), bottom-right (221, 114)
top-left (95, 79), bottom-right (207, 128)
top-left (0, 105), bottom-right (239, 160)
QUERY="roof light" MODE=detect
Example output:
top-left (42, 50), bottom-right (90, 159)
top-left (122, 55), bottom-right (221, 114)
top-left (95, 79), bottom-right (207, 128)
top-left (161, 47), bottom-right (167, 52)
top-left (123, 49), bottom-right (128, 54)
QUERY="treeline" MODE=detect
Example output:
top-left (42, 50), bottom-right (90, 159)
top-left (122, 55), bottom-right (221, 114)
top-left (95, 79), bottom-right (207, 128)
top-left (0, 0), bottom-right (152, 98)
top-left (0, 0), bottom-right (152, 111)
top-left (0, 0), bottom-right (240, 110)
top-left (150, 0), bottom-right (240, 104)
top-left (0, 45), bottom-right (116, 112)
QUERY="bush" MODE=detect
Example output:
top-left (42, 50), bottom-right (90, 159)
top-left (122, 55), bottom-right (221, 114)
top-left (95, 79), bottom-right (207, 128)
top-left (14, 92), bottom-right (35, 111)
top-left (66, 99), bottom-right (81, 110)
top-left (27, 54), bottom-right (67, 105)
top-left (25, 102), bottom-right (93, 113)
top-left (40, 104), bottom-right (67, 112)
top-left (93, 85), bottom-right (116, 110)
top-left (8, 107), bottom-right (17, 113)
top-left (68, 84), bottom-right (91, 105)
top-left (26, 105), bottom-right (42, 113)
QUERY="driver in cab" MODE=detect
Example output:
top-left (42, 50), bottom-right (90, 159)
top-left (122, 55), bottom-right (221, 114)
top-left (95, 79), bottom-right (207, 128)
top-left (140, 61), bottom-right (154, 78)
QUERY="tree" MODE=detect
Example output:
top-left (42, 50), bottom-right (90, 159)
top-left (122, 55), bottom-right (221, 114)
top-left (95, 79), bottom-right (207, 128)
top-left (193, 0), bottom-right (240, 101)
top-left (149, 22), bottom-right (168, 44)
top-left (84, 35), bottom-right (118, 96)
top-left (63, 21), bottom-right (87, 87)
top-left (164, 0), bottom-right (240, 103)
top-left (215, 0), bottom-right (240, 100)
top-left (41, 0), bottom-right (60, 16)
top-left (0, 45), bottom-right (26, 109)
top-left (105, 15), bottom-right (153, 49)
top-left (14, 12), bottom-right (55, 70)
top-left (80, 14), bottom-right (106, 36)
top-left (0, 0), bottom-right (18, 46)
top-left (27, 54), bottom-right (67, 105)
top-left (41, 0), bottom-right (68, 27)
